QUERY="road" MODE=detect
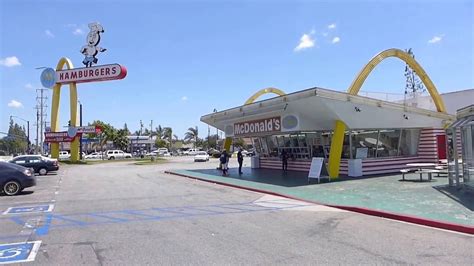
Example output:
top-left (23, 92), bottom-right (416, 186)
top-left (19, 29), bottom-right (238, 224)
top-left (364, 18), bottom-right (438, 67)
top-left (0, 157), bottom-right (472, 265)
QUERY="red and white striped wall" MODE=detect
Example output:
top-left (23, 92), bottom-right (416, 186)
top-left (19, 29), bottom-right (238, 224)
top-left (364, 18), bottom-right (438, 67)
top-left (259, 127), bottom-right (457, 176)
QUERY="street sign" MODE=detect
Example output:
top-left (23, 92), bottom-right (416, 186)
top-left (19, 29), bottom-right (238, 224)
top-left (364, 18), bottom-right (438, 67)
top-left (0, 241), bottom-right (42, 264)
top-left (44, 131), bottom-right (76, 143)
top-left (76, 126), bottom-right (101, 134)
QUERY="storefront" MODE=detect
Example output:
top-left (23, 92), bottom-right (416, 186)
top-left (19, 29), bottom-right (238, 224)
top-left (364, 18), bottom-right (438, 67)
top-left (201, 87), bottom-right (455, 177)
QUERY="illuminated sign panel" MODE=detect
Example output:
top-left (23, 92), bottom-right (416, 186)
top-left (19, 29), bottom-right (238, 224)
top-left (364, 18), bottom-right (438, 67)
top-left (234, 117), bottom-right (281, 136)
top-left (55, 64), bottom-right (127, 84)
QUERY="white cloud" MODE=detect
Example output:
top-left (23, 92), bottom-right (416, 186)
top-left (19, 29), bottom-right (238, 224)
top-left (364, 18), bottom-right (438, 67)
top-left (73, 28), bottom-right (84, 35)
top-left (328, 23), bottom-right (336, 29)
top-left (322, 32), bottom-right (328, 37)
top-left (8, 100), bottom-right (23, 108)
top-left (25, 83), bottom-right (34, 89)
top-left (294, 34), bottom-right (315, 52)
top-left (332, 37), bottom-right (341, 44)
top-left (0, 56), bottom-right (21, 67)
top-left (428, 35), bottom-right (443, 44)
top-left (181, 96), bottom-right (188, 101)
top-left (45, 29), bottom-right (55, 38)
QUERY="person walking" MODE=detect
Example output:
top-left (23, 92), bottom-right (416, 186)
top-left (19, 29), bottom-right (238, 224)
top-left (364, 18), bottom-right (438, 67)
top-left (281, 149), bottom-right (289, 172)
top-left (220, 150), bottom-right (229, 176)
top-left (237, 148), bottom-right (244, 175)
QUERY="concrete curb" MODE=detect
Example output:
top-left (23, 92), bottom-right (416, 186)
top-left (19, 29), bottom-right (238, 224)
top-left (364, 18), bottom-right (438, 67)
top-left (165, 170), bottom-right (474, 235)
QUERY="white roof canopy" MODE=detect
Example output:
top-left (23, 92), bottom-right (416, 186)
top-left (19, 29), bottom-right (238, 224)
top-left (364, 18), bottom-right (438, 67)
top-left (201, 88), bottom-right (454, 136)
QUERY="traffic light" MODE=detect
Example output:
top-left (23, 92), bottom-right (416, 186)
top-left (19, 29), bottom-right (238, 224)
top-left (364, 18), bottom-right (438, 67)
top-left (68, 120), bottom-right (71, 126)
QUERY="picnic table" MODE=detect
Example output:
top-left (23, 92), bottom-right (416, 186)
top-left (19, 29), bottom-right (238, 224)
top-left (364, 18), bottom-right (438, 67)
top-left (403, 163), bottom-right (439, 181)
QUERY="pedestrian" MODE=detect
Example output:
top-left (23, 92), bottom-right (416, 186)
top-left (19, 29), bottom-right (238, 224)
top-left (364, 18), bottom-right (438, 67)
top-left (237, 148), bottom-right (244, 175)
top-left (220, 150), bottom-right (229, 176)
top-left (281, 149), bottom-right (288, 172)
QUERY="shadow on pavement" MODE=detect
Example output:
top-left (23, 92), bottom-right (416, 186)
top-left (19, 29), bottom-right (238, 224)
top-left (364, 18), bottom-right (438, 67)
top-left (189, 167), bottom-right (392, 187)
top-left (433, 185), bottom-right (474, 211)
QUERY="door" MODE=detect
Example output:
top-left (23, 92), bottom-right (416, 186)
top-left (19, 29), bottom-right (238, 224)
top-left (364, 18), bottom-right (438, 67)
top-left (436, 134), bottom-right (447, 160)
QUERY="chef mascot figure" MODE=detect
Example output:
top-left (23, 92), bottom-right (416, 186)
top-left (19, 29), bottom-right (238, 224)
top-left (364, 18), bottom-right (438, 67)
top-left (80, 22), bottom-right (106, 67)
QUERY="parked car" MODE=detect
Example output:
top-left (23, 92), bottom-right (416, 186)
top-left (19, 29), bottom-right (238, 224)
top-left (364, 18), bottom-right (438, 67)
top-left (184, 148), bottom-right (200, 156)
top-left (157, 148), bottom-right (169, 155)
top-left (194, 151), bottom-right (210, 162)
top-left (0, 161), bottom-right (35, 196)
top-left (85, 152), bottom-right (102, 159)
top-left (9, 155), bottom-right (59, 175)
top-left (106, 150), bottom-right (132, 160)
top-left (59, 151), bottom-right (70, 160)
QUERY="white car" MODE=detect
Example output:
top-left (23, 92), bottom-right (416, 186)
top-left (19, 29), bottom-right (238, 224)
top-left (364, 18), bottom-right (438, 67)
top-left (185, 148), bottom-right (200, 156)
top-left (106, 150), bottom-right (132, 160)
top-left (59, 151), bottom-right (70, 160)
top-left (194, 151), bottom-right (209, 162)
top-left (85, 152), bottom-right (102, 159)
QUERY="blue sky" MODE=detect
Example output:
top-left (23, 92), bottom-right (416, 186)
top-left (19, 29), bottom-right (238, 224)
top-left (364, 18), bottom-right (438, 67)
top-left (1, 0), bottom-right (473, 139)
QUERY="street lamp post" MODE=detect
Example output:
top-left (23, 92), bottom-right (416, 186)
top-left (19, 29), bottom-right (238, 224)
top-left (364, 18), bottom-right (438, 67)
top-left (79, 101), bottom-right (83, 160)
top-left (213, 109), bottom-right (218, 150)
top-left (10, 115), bottom-right (30, 153)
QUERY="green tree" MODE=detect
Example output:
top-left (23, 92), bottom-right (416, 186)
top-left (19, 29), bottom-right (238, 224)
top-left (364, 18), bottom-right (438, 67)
top-left (163, 127), bottom-right (173, 149)
top-left (123, 123), bottom-right (131, 135)
top-left (233, 138), bottom-right (246, 148)
top-left (155, 125), bottom-right (163, 139)
top-left (184, 126), bottom-right (199, 148)
top-left (155, 138), bottom-right (167, 148)
top-left (113, 129), bottom-right (129, 150)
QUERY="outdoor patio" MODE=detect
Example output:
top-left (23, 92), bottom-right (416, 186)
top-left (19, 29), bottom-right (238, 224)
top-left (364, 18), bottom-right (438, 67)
top-left (168, 167), bottom-right (474, 228)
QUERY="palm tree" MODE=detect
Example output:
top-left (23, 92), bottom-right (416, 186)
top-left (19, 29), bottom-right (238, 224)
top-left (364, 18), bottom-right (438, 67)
top-left (163, 127), bottom-right (173, 149)
top-left (184, 126), bottom-right (198, 148)
top-left (155, 125), bottom-right (163, 139)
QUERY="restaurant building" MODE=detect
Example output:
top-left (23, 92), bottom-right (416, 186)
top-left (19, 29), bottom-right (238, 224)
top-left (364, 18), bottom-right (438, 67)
top-left (201, 87), bottom-right (458, 178)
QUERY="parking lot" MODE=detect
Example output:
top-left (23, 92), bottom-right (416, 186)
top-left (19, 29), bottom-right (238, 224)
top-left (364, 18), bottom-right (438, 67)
top-left (0, 157), bottom-right (472, 265)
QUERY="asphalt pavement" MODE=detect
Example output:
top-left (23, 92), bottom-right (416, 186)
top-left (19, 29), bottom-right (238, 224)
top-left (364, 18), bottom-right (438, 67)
top-left (0, 157), bottom-right (472, 265)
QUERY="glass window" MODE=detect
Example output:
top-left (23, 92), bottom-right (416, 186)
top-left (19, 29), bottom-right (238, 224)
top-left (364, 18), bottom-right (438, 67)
top-left (399, 129), bottom-right (420, 156)
top-left (377, 129), bottom-right (401, 157)
top-left (351, 130), bottom-right (379, 158)
top-left (265, 136), bottom-right (279, 157)
top-left (342, 131), bottom-right (351, 159)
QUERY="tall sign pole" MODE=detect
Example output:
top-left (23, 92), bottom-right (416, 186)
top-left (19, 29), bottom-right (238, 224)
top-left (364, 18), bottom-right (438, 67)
top-left (40, 22), bottom-right (127, 162)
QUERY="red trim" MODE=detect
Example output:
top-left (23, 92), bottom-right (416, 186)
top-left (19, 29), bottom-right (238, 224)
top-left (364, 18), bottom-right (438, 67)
top-left (165, 171), bottom-right (474, 235)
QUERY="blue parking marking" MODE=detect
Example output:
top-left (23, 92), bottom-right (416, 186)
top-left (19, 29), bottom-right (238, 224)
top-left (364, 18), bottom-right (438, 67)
top-left (0, 241), bottom-right (41, 264)
top-left (2, 204), bottom-right (54, 215)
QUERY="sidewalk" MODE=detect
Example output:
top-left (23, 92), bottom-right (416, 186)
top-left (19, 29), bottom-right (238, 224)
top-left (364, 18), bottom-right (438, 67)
top-left (166, 167), bottom-right (474, 234)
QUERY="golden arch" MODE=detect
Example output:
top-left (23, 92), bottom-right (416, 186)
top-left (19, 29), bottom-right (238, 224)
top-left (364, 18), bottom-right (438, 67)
top-left (244, 87), bottom-right (286, 105)
top-left (50, 57), bottom-right (79, 161)
top-left (347, 48), bottom-right (446, 112)
top-left (328, 48), bottom-right (446, 178)
top-left (223, 87), bottom-right (286, 151)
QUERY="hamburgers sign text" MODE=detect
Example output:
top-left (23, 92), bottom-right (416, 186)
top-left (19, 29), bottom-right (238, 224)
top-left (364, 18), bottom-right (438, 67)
top-left (234, 117), bottom-right (281, 136)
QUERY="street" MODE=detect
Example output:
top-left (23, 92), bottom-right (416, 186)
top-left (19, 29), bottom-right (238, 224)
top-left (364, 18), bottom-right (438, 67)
top-left (0, 157), bottom-right (472, 265)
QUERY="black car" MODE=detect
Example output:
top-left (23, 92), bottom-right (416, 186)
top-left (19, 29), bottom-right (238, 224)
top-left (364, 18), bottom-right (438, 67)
top-left (9, 155), bottom-right (59, 175)
top-left (0, 161), bottom-right (36, 196)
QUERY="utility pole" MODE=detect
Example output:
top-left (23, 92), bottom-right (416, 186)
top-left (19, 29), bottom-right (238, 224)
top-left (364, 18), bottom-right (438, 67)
top-left (35, 109), bottom-right (39, 153)
top-left (149, 120), bottom-right (153, 152)
top-left (36, 88), bottom-right (48, 154)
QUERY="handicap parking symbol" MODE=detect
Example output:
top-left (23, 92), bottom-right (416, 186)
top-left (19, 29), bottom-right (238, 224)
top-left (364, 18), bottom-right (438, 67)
top-left (2, 204), bottom-right (54, 215)
top-left (0, 241), bottom-right (41, 264)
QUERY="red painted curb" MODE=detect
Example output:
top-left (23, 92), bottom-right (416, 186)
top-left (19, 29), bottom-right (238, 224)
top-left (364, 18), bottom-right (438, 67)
top-left (165, 170), bottom-right (474, 235)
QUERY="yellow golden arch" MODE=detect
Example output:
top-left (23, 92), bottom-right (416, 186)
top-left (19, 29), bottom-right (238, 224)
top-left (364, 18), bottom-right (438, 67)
top-left (50, 57), bottom-right (80, 161)
top-left (223, 87), bottom-right (286, 151)
top-left (327, 48), bottom-right (446, 178)
top-left (231, 49), bottom-right (445, 179)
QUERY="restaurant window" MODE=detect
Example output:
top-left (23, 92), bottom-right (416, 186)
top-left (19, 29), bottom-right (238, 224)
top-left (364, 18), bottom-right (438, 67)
top-left (351, 130), bottom-right (379, 158)
top-left (377, 129), bottom-right (401, 157)
top-left (342, 131), bottom-right (351, 159)
top-left (265, 135), bottom-right (279, 157)
top-left (399, 129), bottom-right (420, 156)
